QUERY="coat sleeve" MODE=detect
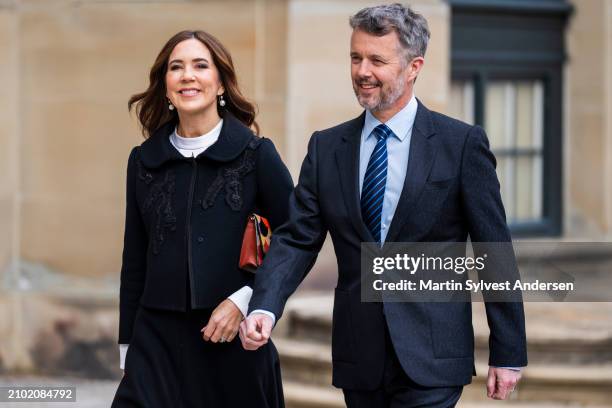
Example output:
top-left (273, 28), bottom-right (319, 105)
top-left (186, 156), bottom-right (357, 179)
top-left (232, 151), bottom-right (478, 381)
top-left (255, 138), bottom-right (294, 231)
top-left (249, 132), bottom-right (329, 320)
top-left (118, 147), bottom-right (148, 344)
top-left (241, 138), bottom-right (294, 290)
top-left (460, 125), bottom-right (528, 368)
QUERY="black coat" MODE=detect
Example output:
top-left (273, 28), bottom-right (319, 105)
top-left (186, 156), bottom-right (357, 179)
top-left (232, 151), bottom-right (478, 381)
top-left (249, 101), bottom-right (527, 389)
top-left (119, 114), bottom-right (293, 344)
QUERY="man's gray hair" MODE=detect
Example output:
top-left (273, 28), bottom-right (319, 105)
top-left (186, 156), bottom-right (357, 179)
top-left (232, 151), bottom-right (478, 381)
top-left (349, 3), bottom-right (430, 62)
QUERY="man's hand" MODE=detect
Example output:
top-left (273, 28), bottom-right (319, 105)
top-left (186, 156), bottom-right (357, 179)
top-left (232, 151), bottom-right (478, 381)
top-left (239, 313), bottom-right (274, 350)
top-left (487, 367), bottom-right (522, 400)
top-left (201, 299), bottom-right (243, 343)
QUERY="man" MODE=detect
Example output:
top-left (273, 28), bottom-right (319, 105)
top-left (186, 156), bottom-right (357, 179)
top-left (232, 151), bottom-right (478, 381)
top-left (240, 3), bottom-right (527, 407)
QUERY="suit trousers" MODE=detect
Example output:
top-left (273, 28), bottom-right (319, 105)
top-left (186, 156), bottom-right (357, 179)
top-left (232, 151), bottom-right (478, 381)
top-left (342, 325), bottom-right (463, 408)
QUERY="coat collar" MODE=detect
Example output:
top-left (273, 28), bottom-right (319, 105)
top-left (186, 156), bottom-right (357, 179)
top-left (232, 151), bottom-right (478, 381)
top-left (384, 99), bottom-right (437, 243)
top-left (412, 98), bottom-right (436, 140)
top-left (336, 112), bottom-right (371, 242)
top-left (139, 113), bottom-right (256, 168)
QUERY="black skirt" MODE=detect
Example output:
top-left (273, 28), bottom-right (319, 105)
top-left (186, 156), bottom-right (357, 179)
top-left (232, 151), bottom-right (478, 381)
top-left (112, 306), bottom-right (284, 408)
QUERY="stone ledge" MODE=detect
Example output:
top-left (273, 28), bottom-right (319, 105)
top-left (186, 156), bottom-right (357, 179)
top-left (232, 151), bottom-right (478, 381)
top-left (284, 381), bottom-right (344, 408)
top-left (283, 293), bottom-right (612, 349)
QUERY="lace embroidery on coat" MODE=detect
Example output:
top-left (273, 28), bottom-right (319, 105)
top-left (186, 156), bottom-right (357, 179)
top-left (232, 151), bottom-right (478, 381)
top-left (202, 138), bottom-right (260, 212)
top-left (138, 160), bottom-right (177, 254)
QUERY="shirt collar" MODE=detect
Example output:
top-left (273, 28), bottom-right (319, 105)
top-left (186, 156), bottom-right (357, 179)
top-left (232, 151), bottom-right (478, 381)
top-left (363, 94), bottom-right (418, 141)
top-left (139, 113), bottom-right (256, 168)
top-left (170, 119), bottom-right (223, 151)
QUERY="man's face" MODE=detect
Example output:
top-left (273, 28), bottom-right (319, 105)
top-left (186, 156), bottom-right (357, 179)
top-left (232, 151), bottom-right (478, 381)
top-left (350, 29), bottom-right (412, 113)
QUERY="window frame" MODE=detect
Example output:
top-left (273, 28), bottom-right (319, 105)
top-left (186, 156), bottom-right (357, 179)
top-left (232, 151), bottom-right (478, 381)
top-left (449, 0), bottom-right (571, 237)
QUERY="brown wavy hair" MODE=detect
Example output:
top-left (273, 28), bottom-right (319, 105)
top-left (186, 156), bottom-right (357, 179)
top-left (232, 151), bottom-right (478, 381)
top-left (129, 30), bottom-right (259, 138)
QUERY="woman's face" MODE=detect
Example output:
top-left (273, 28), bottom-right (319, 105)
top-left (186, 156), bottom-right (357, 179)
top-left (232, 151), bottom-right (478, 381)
top-left (165, 38), bottom-right (224, 117)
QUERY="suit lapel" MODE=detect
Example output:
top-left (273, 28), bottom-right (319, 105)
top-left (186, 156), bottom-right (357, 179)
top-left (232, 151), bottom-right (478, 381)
top-left (335, 113), bottom-right (374, 243)
top-left (385, 101), bottom-right (437, 243)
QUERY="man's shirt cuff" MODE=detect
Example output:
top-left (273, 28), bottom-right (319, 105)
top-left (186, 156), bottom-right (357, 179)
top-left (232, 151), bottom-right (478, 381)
top-left (249, 309), bottom-right (276, 326)
top-left (119, 344), bottom-right (129, 370)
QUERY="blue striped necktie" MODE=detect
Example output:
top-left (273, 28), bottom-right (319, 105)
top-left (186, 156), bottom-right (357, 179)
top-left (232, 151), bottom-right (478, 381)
top-left (361, 124), bottom-right (394, 245)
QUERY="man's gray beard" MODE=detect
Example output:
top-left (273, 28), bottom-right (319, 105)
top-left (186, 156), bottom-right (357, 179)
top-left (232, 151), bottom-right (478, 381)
top-left (355, 74), bottom-right (406, 112)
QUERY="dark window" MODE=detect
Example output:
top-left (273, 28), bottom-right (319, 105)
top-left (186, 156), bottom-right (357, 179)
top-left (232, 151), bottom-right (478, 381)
top-left (448, 0), bottom-right (572, 236)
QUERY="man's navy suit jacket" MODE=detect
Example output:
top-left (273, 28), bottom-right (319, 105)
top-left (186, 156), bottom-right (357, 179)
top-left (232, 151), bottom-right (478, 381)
top-left (249, 100), bottom-right (528, 390)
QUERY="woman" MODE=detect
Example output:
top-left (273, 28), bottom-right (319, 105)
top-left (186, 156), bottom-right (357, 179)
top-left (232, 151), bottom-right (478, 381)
top-left (112, 30), bottom-right (293, 407)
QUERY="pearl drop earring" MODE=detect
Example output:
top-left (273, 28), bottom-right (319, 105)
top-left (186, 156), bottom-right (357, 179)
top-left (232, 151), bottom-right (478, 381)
top-left (219, 95), bottom-right (226, 107)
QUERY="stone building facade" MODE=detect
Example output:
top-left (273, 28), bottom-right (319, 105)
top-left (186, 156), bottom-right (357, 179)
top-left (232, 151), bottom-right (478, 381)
top-left (0, 0), bottom-right (610, 378)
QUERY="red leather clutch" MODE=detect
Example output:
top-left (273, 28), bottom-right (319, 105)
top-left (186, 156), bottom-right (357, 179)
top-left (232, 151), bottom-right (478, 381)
top-left (239, 214), bottom-right (271, 273)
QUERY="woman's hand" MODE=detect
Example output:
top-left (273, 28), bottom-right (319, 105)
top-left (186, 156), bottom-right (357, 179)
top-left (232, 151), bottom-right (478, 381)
top-left (201, 299), bottom-right (243, 343)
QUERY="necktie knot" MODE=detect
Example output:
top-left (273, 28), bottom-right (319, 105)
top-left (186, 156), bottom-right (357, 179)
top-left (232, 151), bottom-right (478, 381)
top-left (373, 124), bottom-right (393, 141)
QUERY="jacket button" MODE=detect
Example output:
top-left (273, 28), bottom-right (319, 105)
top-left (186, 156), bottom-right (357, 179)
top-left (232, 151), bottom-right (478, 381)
top-left (197, 236), bottom-right (204, 243)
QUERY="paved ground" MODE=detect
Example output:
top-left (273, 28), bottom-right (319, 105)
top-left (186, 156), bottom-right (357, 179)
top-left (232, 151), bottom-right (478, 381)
top-left (0, 376), bottom-right (119, 407)
top-left (1, 376), bottom-right (609, 408)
